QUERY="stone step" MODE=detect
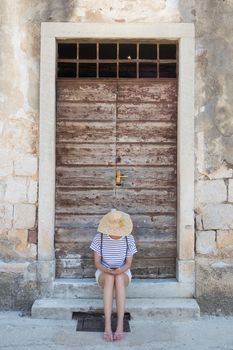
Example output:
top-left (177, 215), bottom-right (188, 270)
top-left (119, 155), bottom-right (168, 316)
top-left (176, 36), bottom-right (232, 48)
top-left (52, 278), bottom-right (194, 299)
top-left (31, 298), bottom-right (200, 320)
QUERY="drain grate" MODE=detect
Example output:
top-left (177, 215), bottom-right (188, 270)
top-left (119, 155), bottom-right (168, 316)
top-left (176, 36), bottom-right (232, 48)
top-left (74, 312), bottom-right (131, 332)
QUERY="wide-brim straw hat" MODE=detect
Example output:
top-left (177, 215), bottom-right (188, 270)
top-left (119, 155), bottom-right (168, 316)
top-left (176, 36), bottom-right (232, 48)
top-left (98, 209), bottom-right (133, 237)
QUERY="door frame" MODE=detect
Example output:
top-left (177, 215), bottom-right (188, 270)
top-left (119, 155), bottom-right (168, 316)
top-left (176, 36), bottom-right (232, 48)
top-left (38, 23), bottom-right (195, 295)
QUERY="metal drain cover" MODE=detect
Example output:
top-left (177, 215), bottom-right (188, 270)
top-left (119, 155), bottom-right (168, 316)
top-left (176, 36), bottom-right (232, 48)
top-left (75, 312), bottom-right (131, 332)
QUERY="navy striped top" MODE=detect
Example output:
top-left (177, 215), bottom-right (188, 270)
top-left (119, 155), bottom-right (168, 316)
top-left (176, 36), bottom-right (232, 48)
top-left (90, 233), bottom-right (137, 269)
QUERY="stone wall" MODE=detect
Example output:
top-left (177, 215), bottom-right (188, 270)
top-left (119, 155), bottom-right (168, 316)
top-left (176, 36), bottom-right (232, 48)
top-left (0, 0), bottom-right (233, 313)
top-left (192, 0), bottom-right (233, 315)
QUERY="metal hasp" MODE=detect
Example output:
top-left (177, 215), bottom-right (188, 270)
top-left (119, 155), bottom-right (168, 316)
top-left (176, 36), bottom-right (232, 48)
top-left (116, 170), bottom-right (128, 185)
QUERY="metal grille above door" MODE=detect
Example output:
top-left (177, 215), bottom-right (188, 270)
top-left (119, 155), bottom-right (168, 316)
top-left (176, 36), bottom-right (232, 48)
top-left (55, 78), bottom-right (177, 279)
top-left (57, 41), bottom-right (178, 79)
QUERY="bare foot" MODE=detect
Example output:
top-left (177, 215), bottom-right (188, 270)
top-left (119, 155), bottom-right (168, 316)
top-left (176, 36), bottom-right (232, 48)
top-left (113, 328), bottom-right (124, 341)
top-left (103, 331), bottom-right (113, 342)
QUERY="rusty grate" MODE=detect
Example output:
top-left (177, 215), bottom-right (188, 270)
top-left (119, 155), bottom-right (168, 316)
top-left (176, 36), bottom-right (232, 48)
top-left (74, 312), bottom-right (131, 332)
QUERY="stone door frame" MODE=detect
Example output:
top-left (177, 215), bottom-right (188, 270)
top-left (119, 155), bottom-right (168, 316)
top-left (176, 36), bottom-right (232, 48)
top-left (38, 22), bottom-right (195, 295)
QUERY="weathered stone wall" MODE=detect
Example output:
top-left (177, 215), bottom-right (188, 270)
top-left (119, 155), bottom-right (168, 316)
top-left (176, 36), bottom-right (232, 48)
top-left (190, 0), bottom-right (233, 315)
top-left (0, 0), bottom-right (233, 313)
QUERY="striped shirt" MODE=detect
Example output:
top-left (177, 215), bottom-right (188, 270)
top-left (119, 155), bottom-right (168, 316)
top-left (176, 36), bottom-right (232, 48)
top-left (90, 233), bottom-right (137, 269)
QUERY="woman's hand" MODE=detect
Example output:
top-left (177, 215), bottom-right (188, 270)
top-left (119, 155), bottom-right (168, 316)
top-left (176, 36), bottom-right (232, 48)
top-left (112, 268), bottom-right (123, 275)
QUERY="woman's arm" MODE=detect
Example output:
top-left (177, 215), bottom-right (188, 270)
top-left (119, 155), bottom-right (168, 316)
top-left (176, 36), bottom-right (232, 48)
top-left (94, 252), bottom-right (115, 274)
top-left (114, 256), bottom-right (133, 275)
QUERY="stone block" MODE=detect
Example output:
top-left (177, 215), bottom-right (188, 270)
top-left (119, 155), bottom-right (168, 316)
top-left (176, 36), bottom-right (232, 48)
top-left (27, 180), bottom-right (38, 203)
top-left (228, 179), bottom-right (233, 202)
top-left (195, 180), bottom-right (227, 206)
top-left (37, 260), bottom-right (55, 283)
top-left (0, 182), bottom-right (6, 200)
top-left (0, 262), bottom-right (39, 310)
top-left (0, 153), bottom-right (13, 177)
top-left (178, 224), bottom-right (195, 260)
top-left (217, 230), bottom-right (233, 249)
top-left (196, 230), bottom-right (216, 254)
top-left (8, 229), bottom-right (28, 248)
top-left (5, 177), bottom-right (27, 203)
top-left (202, 204), bottom-right (233, 230)
top-left (176, 260), bottom-right (195, 283)
top-left (14, 155), bottom-right (37, 176)
top-left (205, 164), bottom-right (233, 180)
top-left (195, 214), bottom-right (203, 230)
top-left (15, 243), bottom-right (37, 259)
top-left (0, 204), bottom-right (13, 229)
top-left (13, 204), bottom-right (36, 229)
top-left (196, 258), bottom-right (233, 314)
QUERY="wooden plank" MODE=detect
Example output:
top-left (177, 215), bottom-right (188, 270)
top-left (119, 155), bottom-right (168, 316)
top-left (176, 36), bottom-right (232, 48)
top-left (117, 81), bottom-right (177, 103)
top-left (57, 81), bottom-right (117, 102)
top-left (117, 102), bottom-right (176, 122)
top-left (56, 166), bottom-right (115, 188)
top-left (55, 213), bottom-right (176, 230)
top-left (115, 188), bottom-right (176, 214)
top-left (55, 228), bottom-right (97, 243)
top-left (117, 144), bottom-right (176, 166)
top-left (57, 121), bottom-right (116, 143)
top-left (56, 259), bottom-right (85, 278)
top-left (55, 240), bottom-right (176, 260)
top-left (55, 214), bottom-right (103, 228)
top-left (117, 121), bottom-right (176, 143)
top-left (115, 167), bottom-right (176, 188)
top-left (56, 143), bottom-right (115, 166)
top-left (56, 258), bottom-right (176, 278)
top-left (55, 239), bottom-right (176, 261)
top-left (56, 189), bottom-right (115, 214)
top-left (55, 227), bottom-right (176, 244)
top-left (135, 241), bottom-right (177, 258)
top-left (132, 258), bottom-right (176, 278)
top-left (55, 242), bottom-right (92, 259)
top-left (57, 102), bottom-right (116, 121)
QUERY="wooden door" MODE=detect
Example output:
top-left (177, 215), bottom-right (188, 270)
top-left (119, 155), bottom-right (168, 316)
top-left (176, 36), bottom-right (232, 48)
top-left (55, 80), bottom-right (177, 278)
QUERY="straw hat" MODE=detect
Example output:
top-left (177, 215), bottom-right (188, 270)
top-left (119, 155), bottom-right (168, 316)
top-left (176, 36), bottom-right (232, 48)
top-left (98, 209), bottom-right (133, 237)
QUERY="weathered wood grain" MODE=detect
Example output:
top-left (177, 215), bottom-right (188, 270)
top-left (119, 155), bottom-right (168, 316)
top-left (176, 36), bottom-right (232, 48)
top-left (117, 102), bottom-right (176, 122)
top-left (56, 257), bottom-right (176, 278)
top-left (55, 214), bottom-right (103, 228)
top-left (55, 80), bottom-right (177, 279)
top-left (57, 121), bottom-right (116, 143)
top-left (117, 121), bottom-right (176, 143)
top-left (114, 167), bottom-right (176, 188)
top-left (116, 144), bottom-right (176, 166)
top-left (55, 227), bottom-right (98, 243)
top-left (56, 188), bottom-right (176, 214)
top-left (55, 227), bottom-right (176, 243)
top-left (55, 240), bottom-right (176, 260)
top-left (56, 166), bottom-right (115, 188)
top-left (57, 102), bottom-right (116, 121)
top-left (56, 166), bottom-right (176, 188)
top-left (55, 213), bottom-right (176, 230)
top-left (57, 81), bottom-right (117, 102)
top-left (115, 188), bottom-right (176, 214)
top-left (56, 143), bottom-right (115, 166)
top-left (117, 81), bottom-right (177, 103)
top-left (56, 189), bottom-right (116, 214)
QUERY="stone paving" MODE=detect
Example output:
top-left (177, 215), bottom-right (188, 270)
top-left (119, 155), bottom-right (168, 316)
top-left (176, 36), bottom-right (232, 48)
top-left (0, 312), bottom-right (233, 350)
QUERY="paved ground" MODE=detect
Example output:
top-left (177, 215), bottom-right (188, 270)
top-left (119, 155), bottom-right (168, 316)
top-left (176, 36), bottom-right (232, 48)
top-left (0, 312), bottom-right (233, 350)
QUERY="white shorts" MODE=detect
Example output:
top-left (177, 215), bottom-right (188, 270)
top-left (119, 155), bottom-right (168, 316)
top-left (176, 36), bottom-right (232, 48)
top-left (95, 269), bottom-right (132, 287)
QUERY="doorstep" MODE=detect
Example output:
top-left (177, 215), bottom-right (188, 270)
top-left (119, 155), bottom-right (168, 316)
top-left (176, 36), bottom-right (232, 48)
top-left (31, 297), bottom-right (200, 320)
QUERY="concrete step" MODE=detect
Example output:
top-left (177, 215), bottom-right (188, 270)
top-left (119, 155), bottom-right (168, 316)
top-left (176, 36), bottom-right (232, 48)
top-left (31, 298), bottom-right (200, 320)
top-left (52, 278), bottom-right (194, 299)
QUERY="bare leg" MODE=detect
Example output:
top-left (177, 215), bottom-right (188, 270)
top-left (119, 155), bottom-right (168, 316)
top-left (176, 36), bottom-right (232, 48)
top-left (99, 273), bottom-right (115, 342)
top-left (114, 273), bottom-right (129, 341)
